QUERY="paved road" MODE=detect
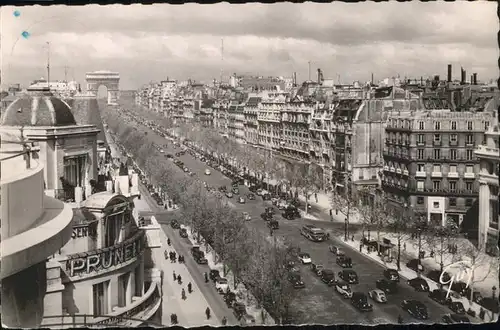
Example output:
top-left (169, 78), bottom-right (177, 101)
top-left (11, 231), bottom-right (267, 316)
top-left (112, 97), bottom-right (457, 325)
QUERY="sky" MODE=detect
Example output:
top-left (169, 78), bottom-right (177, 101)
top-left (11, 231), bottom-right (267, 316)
top-left (0, 2), bottom-right (498, 90)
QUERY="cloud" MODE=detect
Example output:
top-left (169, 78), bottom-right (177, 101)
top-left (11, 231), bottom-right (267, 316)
top-left (0, 2), bottom-right (497, 90)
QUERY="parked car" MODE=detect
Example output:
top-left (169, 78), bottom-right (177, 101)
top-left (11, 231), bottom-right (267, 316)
top-left (298, 252), bottom-right (312, 264)
top-left (448, 301), bottom-right (466, 315)
top-left (375, 279), bottom-right (398, 294)
top-left (368, 289), bottom-right (387, 303)
top-left (171, 219), bottom-right (180, 229)
top-left (210, 269), bottom-right (221, 282)
top-left (329, 245), bottom-right (345, 256)
top-left (215, 278), bottom-right (229, 293)
top-left (338, 270), bottom-right (359, 284)
top-left (282, 206), bottom-right (300, 220)
top-left (242, 212), bottom-right (252, 221)
top-left (351, 292), bottom-right (373, 312)
top-left (336, 256), bottom-right (353, 268)
top-left (286, 261), bottom-right (300, 273)
top-left (310, 263), bottom-right (324, 277)
top-left (261, 212), bottom-right (272, 221)
top-left (320, 269), bottom-right (336, 286)
top-left (233, 302), bottom-right (247, 320)
top-left (427, 270), bottom-right (451, 284)
top-left (247, 193), bottom-right (255, 200)
top-left (238, 196), bottom-right (246, 204)
top-left (204, 169), bottom-right (211, 175)
top-left (406, 259), bottom-right (424, 273)
top-left (442, 313), bottom-right (470, 324)
top-left (191, 246), bottom-right (208, 264)
top-left (407, 277), bottom-right (430, 292)
top-left (428, 289), bottom-right (452, 305)
top-left (239, 314), bottom-right (256, 326)
top-left (268, 220), bottom-right (279, 230)
top-left (335, 281), bottom-right (353, 299)
top-left (179, 227), bottom-right (188, 238)
top-left (383, 268), bottom-right (400, 282)
top-left (224, 291), bottom-right (237, 307)
top-left (401, 300), bottom-right (429, 320)
top-left (288, 272), bottom-right (306, 289)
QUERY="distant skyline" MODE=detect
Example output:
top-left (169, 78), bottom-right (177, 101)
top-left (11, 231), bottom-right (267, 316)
top-left (1, 2), bottom-right (497, 90)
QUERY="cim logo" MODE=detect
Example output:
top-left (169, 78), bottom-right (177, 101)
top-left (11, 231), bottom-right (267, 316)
top-left (440, 260), bottom-right (474, 299)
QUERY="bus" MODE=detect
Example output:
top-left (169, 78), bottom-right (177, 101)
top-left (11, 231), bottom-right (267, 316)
top-left (301, 225), bottom-right (327, 242)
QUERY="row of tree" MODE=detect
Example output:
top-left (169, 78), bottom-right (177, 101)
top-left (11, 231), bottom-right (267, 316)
top-left (102, 107), bottom-right (300, 324)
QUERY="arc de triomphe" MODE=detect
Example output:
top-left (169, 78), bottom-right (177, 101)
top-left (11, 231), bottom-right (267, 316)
top-left (85, 71), bottom-right (120, 105)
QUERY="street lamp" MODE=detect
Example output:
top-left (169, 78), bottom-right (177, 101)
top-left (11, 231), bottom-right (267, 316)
top-left (344, 173), bottom-right (352, 242)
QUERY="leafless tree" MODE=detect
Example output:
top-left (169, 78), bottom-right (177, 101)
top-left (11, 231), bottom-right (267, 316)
top-left (330, 184), bottom-right (359, 241)
top-left (385, 209), bottom-right (412, 271)
top-left (225, 223), bottom-right (254, 289)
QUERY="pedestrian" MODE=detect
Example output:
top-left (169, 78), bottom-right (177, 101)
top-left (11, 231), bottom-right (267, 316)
top-left (181, 288), bottom-right (186, 300)
top-left (359, 244), bottom-right (362, 252)
top-left (188, 282), bottom-right (192, 293)
top-left (351, 235), bottom-right (354, 242)
top-left (222, 316), bottom-right (227, 325)
top-left (173, 271), bottom-right (177, 281)
top-left (205, 307), bottom-right (211, 320)
top-left (315, 192), bottom-right (318, 203)
top-left (167, 237), bottom-right (171, 246)
top-left (177, 274), bottom-right (182, 284)
top-left (403, 242), bottom-right (406, 251)
top-left (204, 272), bottom-right (209, 283)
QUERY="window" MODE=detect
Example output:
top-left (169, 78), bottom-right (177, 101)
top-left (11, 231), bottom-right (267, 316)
top-left (450, 134), bottom-right (457, 142)
top-left (118, 273), bottom-right (129, 307)
top-left (434, 134), bottom-right (441, 142)
top-left (451, 121), bottom-right (457, 130)
top-left (433, 180), bottom-right (441, 190)
top-left (466, 149), bottom-right (474, 160)
top-left (449, 198), bottom-right (457, 207)
top-left (467, 121), bottom-right (473, 130)
top-left (433, 202), bottom-right (440, 208)
top-left (417, 197), bottom-right (424, 204)
top-left (466, 182), bottom-right (473, 191)
top-left (465, 198), bottom-right (473, 206)
top-left (93, 281), bottom-right (109, 316)
top-left (449, 165), bottom-right (457, 173)
top-left (433, 164), bottom-right (441, 172)
top-left (449, 181), bottom-right (457, 190)
top-left (417, 181), bottom-right (424, 191)
top-left (417, 164), bottom-right (425, 172)
top-left (466, 165), bottom-right (474, 173)
top-left (417, 149), bottom-right (424, 159)
top-left (434, 121), bottom-right (441, 130)
top-left (418, 121), bottom-right (425, 130)
top-left (433, 149), bottom-right (441, 159)
top-left (417, 134), bottom-right (425, 144)
top-left (485, 121), bottom-right (490, 131)
top-left (450, 149), bottom-right (457, 160)
top-left (63, 155), bottom-right (87, 187)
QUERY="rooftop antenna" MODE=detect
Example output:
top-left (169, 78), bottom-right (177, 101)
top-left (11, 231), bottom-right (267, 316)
top-left (220, 38), bottom-right (224, 85)
top-left (64, 65), bottom-right (69, 83)
top-left (46, 41), bottom-right (50, 90)
top-left (308, 61), bottom-right (311, 81)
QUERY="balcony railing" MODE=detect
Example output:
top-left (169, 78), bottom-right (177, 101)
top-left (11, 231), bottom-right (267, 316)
top-left (41, 281), bottom-right (162, 328)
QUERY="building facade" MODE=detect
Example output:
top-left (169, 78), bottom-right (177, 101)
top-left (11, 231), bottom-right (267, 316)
top-left (258, 92), bottom-right (287, 151)
top-left (243, 96), bottom-right (261, 145)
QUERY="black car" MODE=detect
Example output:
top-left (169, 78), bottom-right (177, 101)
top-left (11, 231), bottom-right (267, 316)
top-left (338, 270), bottom-right (359, 284)
top-left (310, 263), bottom-right (324, 277)
top-left (383, 268), bottom-right (400, 282)
top-left (406, 259), bottom-right (424, 273)
top-left (288, 272), bottom-right (305, 289)
top-left (265, 207), bottom-right (275, 215)
top-left (262, 193), bottom-right (272, 201)
top-left (407, 277), bottom-right (430, 292)
top-left (233, 302), bottom-right (247, 320)
top-left (336, 256), bottom-right (353, 268)
top-left (428, 289), bottom-right (452, 305)
top-left (450, 281), bottom-right (469, 297)
top-left (427, 270), bottom-right (451, 284)
top-left (224, 291), bottom-right (237, 308)
top-left (261, 212), bottom-right (272, 221)
top-left (442, 313), bottom-right (470, 324)
top-left (247, 193), bottom-right (255, 200)
top-left (179, 228), bottom-right (188, 238)
top-left (448, 301), bottom-right (466, 315)
top-left (219, 186), bottom-right (227, 193)
top-left (209, 269), bottom-right (221, 282)
top-left (320, 269), bottom-right (336, 286)
top-left (171, 219), bottom-right (180, 229)
top-left (282, 206), bottom-right (301, 220)
top-left (166, 154), bottom-right (173, 159)
top-left (268, 220), bottom-right (279, 230)
top-left (375, 279), bottom-right (398, 294)
top-left (351, 292), bottom-right (373, 312)
top-left (401, 300), bottom-right (429, 320)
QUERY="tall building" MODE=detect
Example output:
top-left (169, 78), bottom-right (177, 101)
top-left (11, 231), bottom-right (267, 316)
top-left (243, 95), bottom-right (262, 145)
top-left (475, 123), bottom-right (499, 253)
top-left (258, 91), bottom-right (288, 151)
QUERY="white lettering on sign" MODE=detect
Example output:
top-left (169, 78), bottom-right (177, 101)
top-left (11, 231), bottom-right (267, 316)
top-left (71, 225), bottom-right (97, 239)
top-left (440, 260), bottom-right (474, 299)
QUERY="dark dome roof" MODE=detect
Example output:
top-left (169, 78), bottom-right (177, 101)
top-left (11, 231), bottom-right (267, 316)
top-left (1, 92), bottom-right (76, 127)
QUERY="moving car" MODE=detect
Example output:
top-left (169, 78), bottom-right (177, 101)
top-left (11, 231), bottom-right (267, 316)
top-left (442, 313), bottom-right (470, 324)
top-left (298, 252), bottom-right (312, 264)
top-left (320, 269), bottom-right (336, 286)
top-left (375, 279), bottom-right (398, 294)
top-left (407, 277), bottom-right (430, 292)
top-left (268, 220), bottom-right (279, 230)
top-left (210, 269), bottom-right (221, 282)
top-left (338, 270), bottom-right (359, 284)
top-left (285, 261), bottom-right (300, 273)
top-left (368, 289), bottom-right (387, 303)
top-left (171, 219), bottom-right (181, 229)
top-left (288, 272), bottom-right (306, 289)
top-left (310, 263), bottom-right (324, 277)
top-left (448, 301), bottom-right (466, 315)
top-left (183, 167), bottom-right (189, 172)
top-left (225, 192), bottom-right (234, 198)
top-left (336, 256), bottom-right (353, 268)
top-left (204, 169), bottom-right (211, 175)
top-left (406, 259), bottom-right (425, 273)
top-left (215, 278), bottom-right (229, 293)
top-left (282, 206), bottom-right (300, 220)
top-left (335, 281), bottom-right (353, 299)
top-left (232, 187), bottom-right (239, 194)
top-left (261, 212), bottom-right (272, 221)
top-left (383, 268), bottom-right (400, 282)
top-left (219, 186), bottom-right (227, 193)
top-left (238, 196), bottom-right (246, 204)
top-left (247, 193), bottom-right (255, 200)
top-left (262, 193), bottom-right (271, 201)
top-left (401, 300), bottom-right (429, 320)
top-left (242, 212), bottom-right (252, 221)
top-left (351, 292), bottom-right (373, 312)
top-left (428, 289), bottom-right (452, 305)
top-left (329, 245), bottom-right (345, 256)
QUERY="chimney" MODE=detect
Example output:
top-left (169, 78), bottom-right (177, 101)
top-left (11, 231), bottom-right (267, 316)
top-left (473, 73), bottom-right (478, 85)
top-left (461, 68), bottom-right (466, 85)
top-left (447, 64), bottom-right (452, 83)
top-left (470, 75), bottom-right (474, 86)
top-left (293, 72), bottom-right (297, 87)
top-left (317, 68), bottom-right (321, 84)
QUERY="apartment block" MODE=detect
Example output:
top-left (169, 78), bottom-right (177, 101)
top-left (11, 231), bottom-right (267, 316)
top-left (243, 96), bottom-right (261, 145)
top-left (258, 91), bottom-right (288, 151)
